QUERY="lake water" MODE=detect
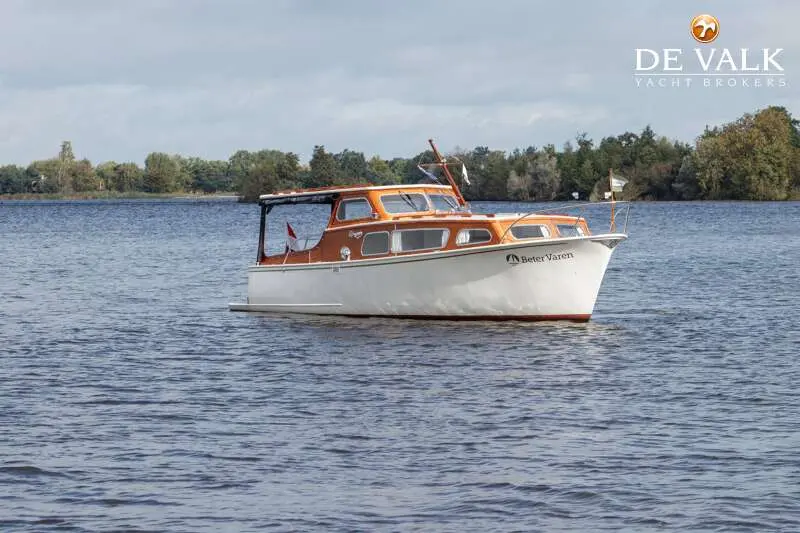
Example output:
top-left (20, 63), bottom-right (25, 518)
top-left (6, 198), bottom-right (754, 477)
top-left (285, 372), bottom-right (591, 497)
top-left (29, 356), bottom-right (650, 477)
top-left (1, 199), bottom-right (798, 532)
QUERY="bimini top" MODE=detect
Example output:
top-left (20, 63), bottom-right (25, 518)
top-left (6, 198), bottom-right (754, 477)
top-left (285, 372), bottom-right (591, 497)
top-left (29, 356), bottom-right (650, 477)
top-left (258, 183), bottom-right (454, 206)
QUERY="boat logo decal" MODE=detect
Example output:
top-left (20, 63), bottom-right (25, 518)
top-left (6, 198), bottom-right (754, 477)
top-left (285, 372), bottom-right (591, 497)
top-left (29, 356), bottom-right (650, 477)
top-left (348, 230), bottom-right (363, 239)
top-left (506, 251), bottom-right (575, 264)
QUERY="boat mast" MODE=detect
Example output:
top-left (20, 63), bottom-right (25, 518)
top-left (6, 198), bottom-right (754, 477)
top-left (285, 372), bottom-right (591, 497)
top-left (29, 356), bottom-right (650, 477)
top-left (428, 139), bottom-right (467, 207)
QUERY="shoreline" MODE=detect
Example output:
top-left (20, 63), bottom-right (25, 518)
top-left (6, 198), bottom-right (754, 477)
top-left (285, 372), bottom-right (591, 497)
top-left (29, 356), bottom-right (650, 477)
top-left (0, 192), bottom-right (241, 201)
top-left (1, 192), bottom-right (798, 202)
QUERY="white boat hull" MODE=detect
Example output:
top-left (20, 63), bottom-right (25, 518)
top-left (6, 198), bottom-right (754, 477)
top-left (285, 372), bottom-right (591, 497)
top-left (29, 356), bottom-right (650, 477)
top-left (230, 235), bottom-right (626, 320)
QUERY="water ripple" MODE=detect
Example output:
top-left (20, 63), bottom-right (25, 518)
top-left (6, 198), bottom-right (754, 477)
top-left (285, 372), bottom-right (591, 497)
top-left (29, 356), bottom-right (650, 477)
top-left (0, 200), bottom-right (798, 531)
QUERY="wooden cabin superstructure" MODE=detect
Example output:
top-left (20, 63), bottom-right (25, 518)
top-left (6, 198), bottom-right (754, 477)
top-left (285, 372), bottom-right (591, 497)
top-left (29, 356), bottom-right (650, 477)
top-left (256, 183), bottom-right (592, 266)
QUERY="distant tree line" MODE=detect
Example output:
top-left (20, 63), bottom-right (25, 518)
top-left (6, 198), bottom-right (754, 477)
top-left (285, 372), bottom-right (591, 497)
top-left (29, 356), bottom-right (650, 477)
top-left (2, 106), bottom-right (798, 201)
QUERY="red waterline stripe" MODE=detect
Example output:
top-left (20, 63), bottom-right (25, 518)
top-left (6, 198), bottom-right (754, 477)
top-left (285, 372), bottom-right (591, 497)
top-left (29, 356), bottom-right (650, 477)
top-left (339, 313), bottom-right (592, 323)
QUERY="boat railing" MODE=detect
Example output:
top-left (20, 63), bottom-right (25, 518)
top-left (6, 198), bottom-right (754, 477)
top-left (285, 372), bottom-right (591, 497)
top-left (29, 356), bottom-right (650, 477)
top-left (499, 200), bottom-right (631, 242)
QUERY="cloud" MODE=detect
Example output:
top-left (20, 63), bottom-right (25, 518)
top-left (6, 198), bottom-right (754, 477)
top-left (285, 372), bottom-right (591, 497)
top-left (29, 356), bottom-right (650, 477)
top-left (0, 0), bottom-right (797, 164)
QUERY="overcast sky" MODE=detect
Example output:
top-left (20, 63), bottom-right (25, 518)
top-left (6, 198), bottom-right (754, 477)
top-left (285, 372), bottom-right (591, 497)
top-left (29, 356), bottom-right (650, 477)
top-left (0, 0), bottom-right (798, 165)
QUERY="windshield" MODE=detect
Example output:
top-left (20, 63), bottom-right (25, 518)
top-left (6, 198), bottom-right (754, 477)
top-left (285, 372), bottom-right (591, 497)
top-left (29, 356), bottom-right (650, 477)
top-left (381, 193), bottom-right (430, 214)
top-left (429, 194), bottom-right (461, 212)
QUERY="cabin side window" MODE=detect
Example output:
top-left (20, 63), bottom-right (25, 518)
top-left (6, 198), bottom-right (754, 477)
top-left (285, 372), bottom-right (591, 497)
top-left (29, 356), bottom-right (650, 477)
top-left (361, 232), bottom-right (390, 256)
top-left (455, 228), bottom-right (492, 246)
top-left (557, 224), bottom-right (585, 237)
top-left (510, 224), bottom-right (550, 240)
top-left (380, 193), bottom-right (430, 214)
top-left (391, 228), bottom-right (449, 252)
top-left (336, 198), bottom-right (373, 221)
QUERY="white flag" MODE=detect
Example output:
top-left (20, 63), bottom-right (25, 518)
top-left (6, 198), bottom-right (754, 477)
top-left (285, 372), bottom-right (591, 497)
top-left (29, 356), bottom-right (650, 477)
top-left (461, 164), bottom-right (470, 186)
top-left (610, 173), bottom-right (628, 192)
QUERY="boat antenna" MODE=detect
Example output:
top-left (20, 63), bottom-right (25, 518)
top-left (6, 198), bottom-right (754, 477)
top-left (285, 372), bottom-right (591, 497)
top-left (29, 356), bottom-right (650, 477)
top-left (428, 138), bottom-right (467, 207)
